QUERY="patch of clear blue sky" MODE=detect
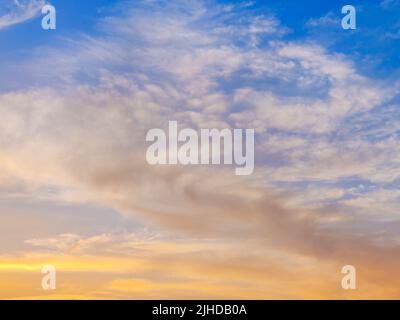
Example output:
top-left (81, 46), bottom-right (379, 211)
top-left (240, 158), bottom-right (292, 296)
top-left (0, 0), bottom-right (118, 62)
top-left (242, 0), bottom-right (399, 78)
top-left (0, 0), bottom-right (398, 78)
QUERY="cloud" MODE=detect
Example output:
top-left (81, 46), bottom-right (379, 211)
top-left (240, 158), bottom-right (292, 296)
top-left (380, 0), bottom-right (400, 9)
top-left (0, 0), bottom-right (45, 30)
top-left (0, 0), bottom-right (399, 298)
top-left (306, 13), bottom-right (338, 28)
top-left (25, 232), bottom-right (160, 255)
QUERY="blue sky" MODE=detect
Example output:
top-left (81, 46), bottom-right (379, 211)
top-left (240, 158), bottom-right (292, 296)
top-left (0, 0), bottom-right (399, 96)
top-left (1, 0), bottom-right (399, 78)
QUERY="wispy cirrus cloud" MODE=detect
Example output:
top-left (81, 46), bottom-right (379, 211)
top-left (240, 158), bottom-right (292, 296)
top-left (0, 0), bottom-right (45, 30)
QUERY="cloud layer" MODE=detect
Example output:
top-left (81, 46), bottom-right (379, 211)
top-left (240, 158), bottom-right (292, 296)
top-left (0, 0), bottom-right (399, 299)
top-left (0, 0), bottom-right (44, 30)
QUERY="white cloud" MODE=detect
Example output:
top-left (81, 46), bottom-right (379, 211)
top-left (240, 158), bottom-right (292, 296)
top-left (306, 13), bottom-right (338, 28)
top-left (0, 0), bottom-right (399, 266)
top-left (0, 0), bottom-right (44, 30)
top-left (381, 0), bottom-right (400, 9)
top-left (25, 231), bottom-right (159, 254)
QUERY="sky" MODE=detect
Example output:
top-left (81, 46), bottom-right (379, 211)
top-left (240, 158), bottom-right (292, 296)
top-left (0, 0), bottom-right (399, 299)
